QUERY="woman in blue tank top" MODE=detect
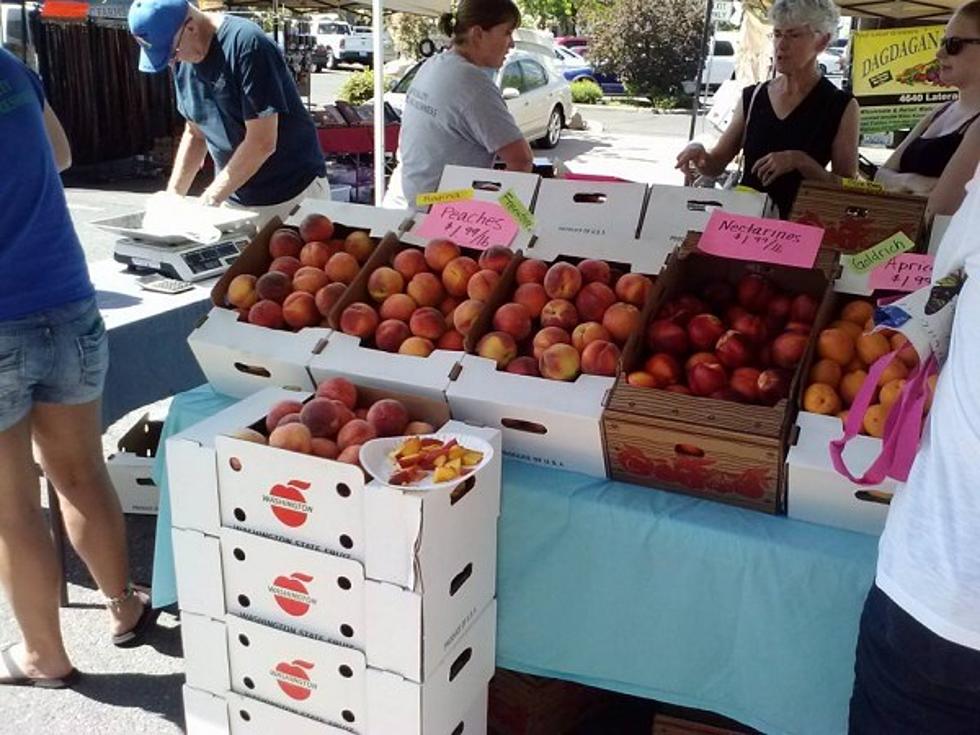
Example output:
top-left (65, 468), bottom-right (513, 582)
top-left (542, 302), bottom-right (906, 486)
top-left (0, 49), bottom-right (157, 689)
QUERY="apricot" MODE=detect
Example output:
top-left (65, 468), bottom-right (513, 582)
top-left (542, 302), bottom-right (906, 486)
top-left (602, 302), bottom-right (641, 345)
top-left (467, 269), bottom-right (500, 301)
top-left (452, 299), bottom-right (485, 335)
top-left (572, 322), bottom-right (611, 352)
top-left (516, 258), bottom-right (548, 285)
top-left (532, 326), bottom-right (571, 360)
top-left (409, 307), bottom-right (447, 341)
top-left (337, 418), bottom-right (377, 450)
top-left (879, 378), bottom-right (906, 409)
top-left (863, 404), bottom-right (889, 438)
top-left (891, 332), bottom-right (920, 369)
top-left (540, 299), bottom-right (579, 331)
top-left (344, 231), bottom-right (374, 263)
top-left (316, 377), bottom-right (358, 410)
top-left (543, 262), bottom-right (583, 300)
top-left (406, 272), bottom-right (445, 307)
top-left (392, 248), bottom-right (429, 280)
top-left (477, 245), bottom-right (513, 274)
top-left (325, 252), bottom-right (360, 285)
top-left (379, 293), bottom-right (417, 322)
top-left (840, 370), bottom-right (870, 407)
top-left (878, 360), bottom-right (909, 387)
top-left (841, 300), bottom-right (874, 327)
top-left (292, 266), bottom-right (329, 296)
top-left (255, 271), bottom-right (292, 304)
top-left (375, 319), bottom-right (411, 352)
top-left (856, 332), bottom-right (891, 367)
top-left (442, 256), bottom-right (480, 297)
top-left (477, 331), bottom-right (518, 368)
top-left (367, 267), bottom-right (405, 303)
top-left (269, 423), bottom-right (313, 454)
top-left (299, 241), bottom-right (336, 269)
top-left (614, 272), bottom-right (653, 307)
top-left (830, 319), bottom-right (863, 341)
top-left (925, 374), bottom-right (938, 412)
top-left (399, 337), bottom-right (435, 357)
top-left (577, 258), bottom-right (611, 285)
top-left (269, 228), bottom-right (304, 259)
top-left (817, 328), bottom-right (855, 366)
top-left (424, 239), bottom-right (461, 271)
top-left (282, 291), bottom-right (320, 329)
top-left (248, 300), bottom-right (285, 329)
top-left (804, 383), bottom-right (842, 415)
top-left (539, 342), bottom-right (581, 381)
top-left (809, 358), bottom-right (843, 389)
top-left (339, 302), bottom-right (379, 339)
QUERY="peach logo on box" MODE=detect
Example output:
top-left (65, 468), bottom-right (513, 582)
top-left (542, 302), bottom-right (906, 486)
top-left (271, 659), bottom-right (317, 701)
top-left (269, 573), bottom-right (317, 617)
top-left (262, 480), bottom-right (313, 527)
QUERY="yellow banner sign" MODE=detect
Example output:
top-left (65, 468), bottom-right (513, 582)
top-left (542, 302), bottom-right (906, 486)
top-left (415, 188), bottom-right (475, 206)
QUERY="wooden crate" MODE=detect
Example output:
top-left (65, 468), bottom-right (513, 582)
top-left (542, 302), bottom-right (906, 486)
top-left (789, 181), bottom-right (928, 254)
top-left (602, 239), bottom-right (835, 514)
top-left (653, 712), bottom-right (752, 735)
top-left (488, 669), bottom-right (613, 735)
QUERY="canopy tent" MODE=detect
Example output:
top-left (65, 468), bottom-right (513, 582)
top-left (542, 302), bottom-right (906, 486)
top-left (742, 0), bottom-right (958, 21)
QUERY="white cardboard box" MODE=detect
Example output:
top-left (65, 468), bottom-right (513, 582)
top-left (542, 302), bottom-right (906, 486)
top-left (188, 307), bottom-right (328, 399)
top-left (284, 199), bottom-right (412, 239)
top-left (173, 523), bottom-right (496, 682)
top-left (182, 600), bottom-right (496, 735)
top-left (640, 185), bottom-right (768, 268)
top-left (787, 411), bottom-right (893, 536)
top-left (107, 453), bottom-right (158, 515)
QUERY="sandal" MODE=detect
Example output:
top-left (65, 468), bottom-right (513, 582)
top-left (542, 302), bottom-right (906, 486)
top-left (0, 644), bottom-right (80, 689)
top-left (109, 584), bottom-right (161, 648)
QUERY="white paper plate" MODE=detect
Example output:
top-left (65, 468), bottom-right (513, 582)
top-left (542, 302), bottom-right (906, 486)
top-left (359, 432), bottom-right (494, 491)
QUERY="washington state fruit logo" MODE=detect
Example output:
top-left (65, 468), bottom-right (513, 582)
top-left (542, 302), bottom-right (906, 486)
top-left (269, 572), bottom-right (316, 617)
top-left (271, 659), bottom-right (317, 701)
top-left (262, 479), bottom-right (313, 527)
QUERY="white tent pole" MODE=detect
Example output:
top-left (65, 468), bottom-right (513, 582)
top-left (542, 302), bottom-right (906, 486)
top-left (373, 0), bottom-right (386, 204)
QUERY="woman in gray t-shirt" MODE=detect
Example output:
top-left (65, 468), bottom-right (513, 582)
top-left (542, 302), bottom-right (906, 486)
top-left (384, 0), bottom-right (533, 209)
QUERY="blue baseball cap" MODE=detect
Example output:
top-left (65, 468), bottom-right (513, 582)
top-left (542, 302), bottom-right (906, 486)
top-left (128, 0), bottom-right (190, 73)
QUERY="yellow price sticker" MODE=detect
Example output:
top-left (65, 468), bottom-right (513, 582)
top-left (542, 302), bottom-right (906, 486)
top-left (843, 231), bottom-right (916, 274)
top-left (415, 188), bottom-right (475, 207)
top-left (498, 189), bottom-right (535, 231)
top-left (841, 177), bottom-right (884, 193)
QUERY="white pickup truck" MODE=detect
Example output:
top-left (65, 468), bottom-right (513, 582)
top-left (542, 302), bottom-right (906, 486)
top-left (312, 18), bottom-right (373, 70)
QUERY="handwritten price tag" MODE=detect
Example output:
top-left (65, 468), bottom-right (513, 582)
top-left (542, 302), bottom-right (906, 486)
top-left (844, 231), bottom-right (916, 274)
top-left (869, 253), bottom-right (933, 292)
top-left (414, 200), bottom-right (519, 250)
top-left (842, 177), bottom-right (884, 193)
top-left (415, 188), bottom-right (474, 207)
top-left (697, 210), bottom-right (824, 268)
top-left (498, 189), bottom-right (535, 231)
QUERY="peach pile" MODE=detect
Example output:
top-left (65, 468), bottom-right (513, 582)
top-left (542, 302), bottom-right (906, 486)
top-left (228, 377), bottom-right (436, 468)
top-left (224, 213), bottom-right (376, 331)
top-left (337, 239), bottom-right (514, 357)
top-left (802, 297), bottom-right (936, 437)
top-left (627, 272), bottom-right (819, 405)
top-left (475, 258), bottom-right (654, 382)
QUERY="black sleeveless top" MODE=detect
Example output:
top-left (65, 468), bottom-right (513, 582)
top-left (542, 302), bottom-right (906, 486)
top-left (739, 78), bottom-right (853, 218)
top-left (899, 104), bottom-right (980, 179)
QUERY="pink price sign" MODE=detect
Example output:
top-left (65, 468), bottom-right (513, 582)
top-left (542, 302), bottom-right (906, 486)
top-left (697, 210), bottom-right (824, 269)
top-left (869, 253), bottom-right (934, 292)
top-left (415, 200), bottom-right (518, 250)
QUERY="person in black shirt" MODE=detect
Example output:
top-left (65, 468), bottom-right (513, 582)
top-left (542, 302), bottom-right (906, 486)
top-left (875, 1), bottom-right (980, 221)
top-left (676, 0), bottom-right (859, 218)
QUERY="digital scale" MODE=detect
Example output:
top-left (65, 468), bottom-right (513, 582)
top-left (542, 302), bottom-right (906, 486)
top-left (93, 210), bottom-right (259, 282)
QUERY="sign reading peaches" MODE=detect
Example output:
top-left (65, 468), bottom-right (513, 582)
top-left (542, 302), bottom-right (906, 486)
top-left (415, 200), bottom-right (519, 250)
top-left (698, 211), bottom-right (824, 269)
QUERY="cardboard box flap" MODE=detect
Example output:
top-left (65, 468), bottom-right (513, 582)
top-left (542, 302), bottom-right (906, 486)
top-left (286, 200), bottom-right (413, 238)
top-left (526, 230), bottom-right (668, 275)
top-left (116, 413), bottom-right (163, 456)
top-left (438, 164), bottom-right (540, 207)
top-left (224, 691), bottom-right (351, 734)
top-left (788, 411), bottom-right (881, 474)
top-left (641, 185), bottom-right (768, 248)
top-left (532, 178), bottom-right (648, 239)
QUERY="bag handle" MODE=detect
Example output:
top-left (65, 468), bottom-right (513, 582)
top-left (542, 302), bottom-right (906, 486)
top-left (732, 83), bottom-right (765, 185)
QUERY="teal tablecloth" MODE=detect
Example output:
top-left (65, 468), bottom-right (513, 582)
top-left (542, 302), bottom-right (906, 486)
top-left (152, 385), bottom-right (878, 735)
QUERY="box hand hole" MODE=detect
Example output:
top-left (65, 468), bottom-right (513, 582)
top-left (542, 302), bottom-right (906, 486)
top-left (449, 562), bottom-right (473, 597)
top-left (232, 362), bottom-right (272, 378)
top-left (844, 206), bottom-right (869, 219)
top-left (854, 489), bottom-right (893, 505)
top-left (449, 475), bottom-right (477, 506)
top-left (229, 457), bottom-right (242, 472)
top-left (674, 443), bottom-right (705, 458)
top-left (451, 723), bottom-right (465, 735)
top-left (686, 199), bottom-right (723, 212)
top-left (238, 710), bottom-right (251, 722)
top-left (501, 417), bottom-right (547, 434)
top-left (135, 477), bottom-right (156, 486)
top-left (572, 192), bottom-right (608, 204)
top-left (472, 180), bottom-right (502, 191)
top-left (449, 647), bottom-right (473, 682)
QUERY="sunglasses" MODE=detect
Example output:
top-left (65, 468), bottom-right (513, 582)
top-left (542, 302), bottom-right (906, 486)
top-left (940, 36), bottom-right (980, 55)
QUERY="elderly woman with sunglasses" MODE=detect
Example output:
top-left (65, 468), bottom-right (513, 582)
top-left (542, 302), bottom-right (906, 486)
top-left (677, 0), bottom-right (860, 218)
top-left (875, 1), bottom-right (980, 221)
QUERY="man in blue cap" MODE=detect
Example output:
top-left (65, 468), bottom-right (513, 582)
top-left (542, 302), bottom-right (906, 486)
top-left (128, 0), bottom-right (327, 224)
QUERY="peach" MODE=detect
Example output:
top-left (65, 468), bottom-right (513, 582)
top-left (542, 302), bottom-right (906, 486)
top-left (878, 360), bottom-right (908, 387)
top-left (316, 377), bottom-right (358, 410)
top-left (765, 294), bottom-right (792, 331)
top-left (810, 358), bottom-right (843, 389)
top-left (856, 332), bottom-right (891, 367)
top-left (772, 332), bottom-right (809, 369)
top-left (736, 273), bottom-right (774, 313)
top-left (539, 343), bottom-right (581, 381)
top-left (379, 293), bottom-right (417, 322)
top-left (644, 353), bottom-right (681, 386)
top-left (863, 404), bottom-right (889, 438)
top-left (831, 320), bottom-right (863, 341)
top-left (440, 296), bottom-right (461, 317)
top-left (516, 258), bottom-right (549, 285)
top-left (375, 319), bottom-right (412, 352)
top-left (366, 398), bottom-right (410, 437)
top-left (539, 299), bottom-right (577, 331)
top-left (506, 356), bottom-right (540, 376)
top-left (310, 438), bottom-right (339, 460)
top-left (407, 272), bottom-right (445, 307)
top-left (282, 291), bottom-right (320, 329)
top-left (325, 252), bottom-right (361, 285)
top-left (614, 272), bottom-right (653, 307)
top-left (804, 383), bottom-right (842, 415)
top-left (354, 407), bottom-right (368, 420)
top-left (731, 366), bottom-right (762, 403)
top-left (686, 314), bottom-right (725, 352)
top-left (299, 397), bottom-right (347, 438)
top-left (336, 444), bottom-right (363, 466)
top-left (477, 331), bottom-right (518, 368)
top-left (467, 269), bottom-right (500, 301)
top-left (493, 303), bottom-right (532, 341)
top-left (514, 283), bottom-right (549, 319)
top-left (841, 300), bottom-right (874, 326)
top-left (277, 413), bottom-right (303, 426)
top-left (646, 319), bottom-right (688, 355)
top-left (757, 368), bottom-right (792, 405)
top-left (442, 256), bottom-right (480, 297)
top-left (227, 274), bottom-right (258, 309)
top-left (840, 370), bottom-right (870, 406)
top-left (269, 255), bottom-right (303, 279)
top-left (248, 300), bottom-right (285, 329)
top-left (399, 337), bottom-right (435, 357)
top-left (410, 307), bottom-right (447, 340)
top-left (292, 266), bottom-right (330, 295)
top-left (790, 293), bottom-right (819, 324)
top-left (344, 231), bottom-right (374, 263)
top-left (478, 245), bottom-right (514, 274)
top-left (818, 328), bottom-right (855, 367)
top-left (339, 302), bottom-right (379, 339)
top-left (269, 228), bottom-right (304, 259)
top-left (266, 399), bottom-right (306, 433)
top-left (269, 423), bottom-right (313, 454)
top-left (315, 282), bottom-right (347, 318)
top-left (453, 299), bottom-right (485, 335)
top-left (532, 326), bottom-right (572, 360)
top-left (627, 371), bottom-right (658, 388)
top-left (337, 418), bottom-right (377, 450)
top-left (580, 340), bottom-right (620, 377)
top-left (880, 378), bottom-right (907, 409)
top-left (575, 282), bottom-right (617, 323)
top-left (732, 313), bottom-right (768, 346)
top-left (715, 330), bottom-right (754, 369)
top-left (603, 302), bottom-right (641, 345)
top-left (256, 271), bottom-right (292, 304)
top-left (299, 241), bottom-right (335, 269)
top-left (237, 308), bottom-right (250, 323)
top-left (438, 329), bottom-right (465, 350)
top-left (393, 248), bottom-right (429, 280)
top-left (578, 258), bottom-right (611, 285)
top-left (299, 213), bottom-right (334, 243)
top-left (365, 266), bottom-right (404, 303)
top-left (424, 239), bottom-right (461, 271)
top-left (543, 262), bottom-right (583, 300)
top-left (572, 322), bottom-right (612, 352)
top-left (894, 335), bottom-right (919, 369)
top-left (229, 427), bottom-right (267, 444)
top-left (404, 421), bottom-right (436, 435)
top-left (688, 361), bottom-right (728, 397)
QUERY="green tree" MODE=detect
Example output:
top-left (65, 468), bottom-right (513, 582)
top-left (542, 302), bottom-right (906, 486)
top-left (388, 13), bottom-right (442, 58)
top-left (517, 0), bottom-right (610, 34)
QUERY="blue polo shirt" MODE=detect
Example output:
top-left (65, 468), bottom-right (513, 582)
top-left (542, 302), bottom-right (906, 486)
top-left (174, 16), bottom-right (325, 207)
top-left (0, 49), bottom-right (92, 320)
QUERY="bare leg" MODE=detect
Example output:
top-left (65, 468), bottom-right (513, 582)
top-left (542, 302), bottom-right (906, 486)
top-left (0, 413), bottom-right (72, 678)
top-left (32, 399), bottom-right (145, 636)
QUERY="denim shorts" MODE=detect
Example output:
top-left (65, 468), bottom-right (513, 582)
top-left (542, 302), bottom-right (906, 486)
top-left (0, 296), bottom-right (108, 432)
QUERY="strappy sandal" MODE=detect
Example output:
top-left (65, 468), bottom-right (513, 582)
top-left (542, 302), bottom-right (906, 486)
top-left (0, 644), bottom-right (80, 689)
top-left (109, 584), bottom-right (161, 648)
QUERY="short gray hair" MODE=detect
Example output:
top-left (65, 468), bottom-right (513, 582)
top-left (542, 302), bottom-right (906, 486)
top-left (769, 0), bottom-right (839, 37)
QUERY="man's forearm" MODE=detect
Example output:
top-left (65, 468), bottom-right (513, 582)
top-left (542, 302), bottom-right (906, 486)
top-left (202, 138), bottom-right (275, 205)
top-left (168, 128), bottom-right (208, 195)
